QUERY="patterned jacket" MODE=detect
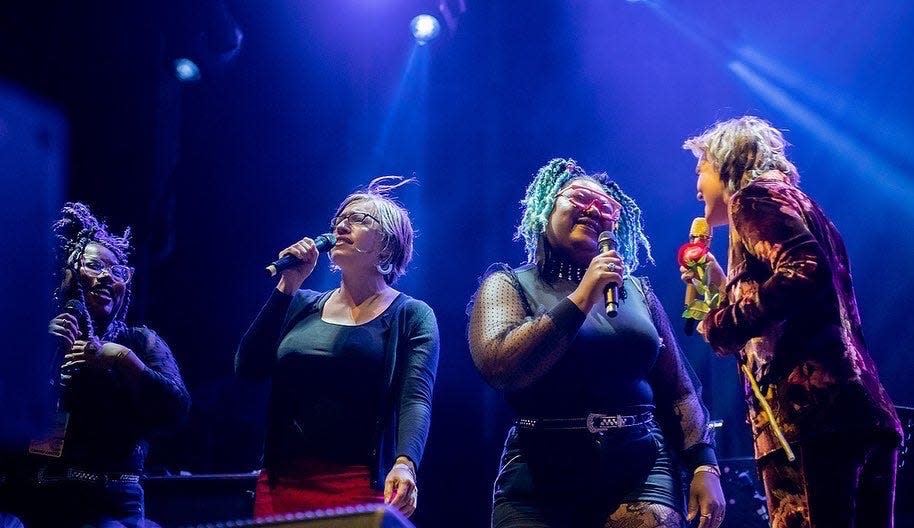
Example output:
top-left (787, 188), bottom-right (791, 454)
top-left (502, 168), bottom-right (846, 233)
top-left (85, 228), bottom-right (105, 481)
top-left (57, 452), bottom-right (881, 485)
top-left (703, 172), bottom-right (901, 459)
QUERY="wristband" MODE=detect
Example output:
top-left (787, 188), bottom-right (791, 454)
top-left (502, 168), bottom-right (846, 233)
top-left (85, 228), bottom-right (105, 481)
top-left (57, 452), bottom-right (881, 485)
top-left (693, 464), bottom-right (721, 478)
top-left (392, 462), bottom-right (416, 481)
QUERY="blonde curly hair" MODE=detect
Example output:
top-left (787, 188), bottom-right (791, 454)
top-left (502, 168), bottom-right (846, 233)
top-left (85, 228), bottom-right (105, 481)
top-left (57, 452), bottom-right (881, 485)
top-left (683, 115), bottom-right (799, 192)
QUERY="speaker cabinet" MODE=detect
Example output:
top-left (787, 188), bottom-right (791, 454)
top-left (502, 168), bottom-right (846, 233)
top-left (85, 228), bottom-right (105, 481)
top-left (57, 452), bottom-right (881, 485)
top-left (144, 473), bottom-right (257, 527)
top-left (0, 81), bottom-right (65, 448)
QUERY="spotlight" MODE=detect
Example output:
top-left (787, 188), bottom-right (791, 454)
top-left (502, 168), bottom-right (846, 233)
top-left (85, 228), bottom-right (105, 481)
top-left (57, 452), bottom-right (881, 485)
top-left (173, 58), bottom-right (201, 82)
top-left (410, 14), bottom-right (440, 45)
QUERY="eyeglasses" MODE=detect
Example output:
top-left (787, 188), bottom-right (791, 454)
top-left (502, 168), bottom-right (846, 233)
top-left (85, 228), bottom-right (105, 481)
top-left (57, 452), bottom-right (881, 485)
top-left (556, 185), bottom-right (621, 222)
top-left (330, 211), bottom-right (380, 230)
top-left (81, 258), bottom-right (133, 283)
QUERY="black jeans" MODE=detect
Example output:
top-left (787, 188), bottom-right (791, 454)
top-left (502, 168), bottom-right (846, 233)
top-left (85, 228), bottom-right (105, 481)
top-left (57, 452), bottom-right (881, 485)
top-left (0, 479), bottom-right (144, 528)
top-left (492, 422), bottom-right (681, 528)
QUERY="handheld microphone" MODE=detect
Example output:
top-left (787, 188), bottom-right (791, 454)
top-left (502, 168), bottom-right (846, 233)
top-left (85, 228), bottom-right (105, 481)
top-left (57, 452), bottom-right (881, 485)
top-left (597, 230), bottom-right (619, 318)
top-left (64, 299), bottom-right (89, 338)
top-left (265, 233), bottom-right (336, 277)
top-left (59, 299), bottom-right (89, 385)
top-left (683, 217), bottom-right (711, 335)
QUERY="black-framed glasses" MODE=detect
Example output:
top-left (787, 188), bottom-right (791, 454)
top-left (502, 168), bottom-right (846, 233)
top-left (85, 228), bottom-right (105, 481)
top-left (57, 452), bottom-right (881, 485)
top-left (81, 258), bottom-right (133, 283)
top-left (330, 211), bottom-right (380, 230)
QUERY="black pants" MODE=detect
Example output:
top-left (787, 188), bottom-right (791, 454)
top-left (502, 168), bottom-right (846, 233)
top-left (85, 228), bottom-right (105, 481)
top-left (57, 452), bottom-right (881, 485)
top-left (758, 430), bottom-right (898, 528)
top-left (0, 479), bottom-right (144, 528)
top-left (492, 422), bottom-right (682, 528)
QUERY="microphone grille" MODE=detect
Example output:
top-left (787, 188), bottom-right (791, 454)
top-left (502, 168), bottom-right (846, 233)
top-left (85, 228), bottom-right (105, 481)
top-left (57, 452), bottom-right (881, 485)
top-left (314, 233), bottom-right (337, 252)
top-left (689, 217), bottom-right (710, 238)
top-left (64, 299), bottom-right (89, 334)
top-left (64, 299), bottom-right (87, 313)
top-left (597, 230), bottom-right (617, 250)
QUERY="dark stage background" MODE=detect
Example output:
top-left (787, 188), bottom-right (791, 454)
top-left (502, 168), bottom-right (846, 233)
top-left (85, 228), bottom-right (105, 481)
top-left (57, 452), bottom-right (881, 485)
top-left (2, 1), bottom-right (913, 526)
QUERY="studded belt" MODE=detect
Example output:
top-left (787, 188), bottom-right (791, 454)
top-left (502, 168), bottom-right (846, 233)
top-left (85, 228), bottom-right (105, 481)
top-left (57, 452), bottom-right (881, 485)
top-left (34, 466), bottom-right (141, 485)
top-left (516, 411), bottom-right (654, 434)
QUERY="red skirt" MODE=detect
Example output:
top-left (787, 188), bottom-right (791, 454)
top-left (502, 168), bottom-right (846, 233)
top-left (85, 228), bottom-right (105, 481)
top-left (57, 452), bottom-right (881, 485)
top-left (253, 458), bottom-right (384, 518)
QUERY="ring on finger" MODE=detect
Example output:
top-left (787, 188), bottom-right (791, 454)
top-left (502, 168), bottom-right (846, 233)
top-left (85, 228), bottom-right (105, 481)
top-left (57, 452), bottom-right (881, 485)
top-left (606, 262), bottom-right (617, 272)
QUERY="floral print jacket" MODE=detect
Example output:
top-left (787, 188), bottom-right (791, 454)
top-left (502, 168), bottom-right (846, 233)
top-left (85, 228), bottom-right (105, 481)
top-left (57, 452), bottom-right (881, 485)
top-left (703, 172), bottom-right (901, 459)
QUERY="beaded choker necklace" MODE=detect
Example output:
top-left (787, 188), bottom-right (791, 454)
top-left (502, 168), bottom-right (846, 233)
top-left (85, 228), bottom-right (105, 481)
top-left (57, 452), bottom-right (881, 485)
top-left (539, 254), bottom-right (588, 283)
top-left (536, 239), bottom-right (628, 300)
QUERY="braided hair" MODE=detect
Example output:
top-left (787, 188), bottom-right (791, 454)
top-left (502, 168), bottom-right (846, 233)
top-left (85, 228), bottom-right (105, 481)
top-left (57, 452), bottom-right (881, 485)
top-left (515, 158), bottom-right (654, 275)
top-left (53, 202), bottom-right (133, 341)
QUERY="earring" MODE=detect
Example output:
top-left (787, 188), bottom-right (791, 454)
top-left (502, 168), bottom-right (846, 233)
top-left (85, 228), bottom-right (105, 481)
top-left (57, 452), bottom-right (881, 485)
top-left (377, 261), bottom-right (393, 275)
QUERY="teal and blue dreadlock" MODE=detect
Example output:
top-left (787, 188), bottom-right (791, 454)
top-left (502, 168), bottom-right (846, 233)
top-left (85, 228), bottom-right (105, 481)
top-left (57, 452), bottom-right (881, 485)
top-left (515, 158), bottom-right (654, 275)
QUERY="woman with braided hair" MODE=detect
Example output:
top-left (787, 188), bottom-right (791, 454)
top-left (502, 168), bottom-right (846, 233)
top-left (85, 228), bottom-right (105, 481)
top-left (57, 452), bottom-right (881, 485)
top-left (468, 159), bottom-right (725, 528)
top-left (0, 202), bottom-right (190, 528)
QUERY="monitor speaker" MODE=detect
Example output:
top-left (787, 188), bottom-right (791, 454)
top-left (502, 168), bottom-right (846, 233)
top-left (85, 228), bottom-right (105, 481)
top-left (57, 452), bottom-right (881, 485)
top-left (186, 504), bottom-right (413, 528)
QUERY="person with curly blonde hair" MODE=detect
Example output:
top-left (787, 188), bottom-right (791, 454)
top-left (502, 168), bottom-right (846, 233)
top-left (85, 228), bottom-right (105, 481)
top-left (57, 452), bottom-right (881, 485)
top-left (683, 116), bottom-right (902, 528)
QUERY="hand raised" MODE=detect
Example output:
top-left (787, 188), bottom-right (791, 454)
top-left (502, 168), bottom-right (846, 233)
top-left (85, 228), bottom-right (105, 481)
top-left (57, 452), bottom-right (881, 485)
top-left (569, 250), bottom-right (624, 313)
top-left (680, 251), bottom-right (726, 294)
top-left (276, 237), bottom-right (321, 294)
top-left (49, 313), bottom-right (81, 348)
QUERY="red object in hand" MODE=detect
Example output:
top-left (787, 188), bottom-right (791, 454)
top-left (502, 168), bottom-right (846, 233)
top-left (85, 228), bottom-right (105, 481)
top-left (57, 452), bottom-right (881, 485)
top-left (677, 241), bottom-right (709, 267)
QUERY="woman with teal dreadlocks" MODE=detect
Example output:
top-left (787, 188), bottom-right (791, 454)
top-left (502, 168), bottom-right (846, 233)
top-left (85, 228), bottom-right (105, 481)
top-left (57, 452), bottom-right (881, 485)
top-left (468, 159), bottom-right (724, 528)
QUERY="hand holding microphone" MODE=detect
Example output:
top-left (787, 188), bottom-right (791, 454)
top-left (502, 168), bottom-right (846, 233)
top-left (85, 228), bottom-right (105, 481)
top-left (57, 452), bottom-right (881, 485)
top-left (49, 300), bottom-right (88, 349)
top-left (268, 233), bottom-right (336, 294)
top-left (49, 299), bottom-right (90, 385)
top-left (678, 218), bottom-right (724, 335)
top-left (569, 231), bottom-right (624, 316)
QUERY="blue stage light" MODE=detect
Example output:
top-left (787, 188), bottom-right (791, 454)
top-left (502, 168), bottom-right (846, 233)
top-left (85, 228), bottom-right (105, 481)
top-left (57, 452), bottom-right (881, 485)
top-left (174, 58), bottom-right (201, 82)
top-left (410, 14), bottom-right (440, 45)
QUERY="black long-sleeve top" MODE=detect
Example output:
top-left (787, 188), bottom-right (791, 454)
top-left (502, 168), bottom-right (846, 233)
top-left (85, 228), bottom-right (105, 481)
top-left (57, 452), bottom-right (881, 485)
top-left (236, 288), bottom-right (439, 489)
top-left (54, 326), bottom-right (189, 473)
top-left (469, 264), bottom-right (717, 471)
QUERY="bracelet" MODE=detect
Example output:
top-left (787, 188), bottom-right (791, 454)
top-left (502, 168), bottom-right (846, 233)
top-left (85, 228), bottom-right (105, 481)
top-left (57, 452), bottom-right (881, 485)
top-left (693, 464), bottom-right (721, 478)
top-left (392, 462), bottom-right (416, 481)
top-left (114, 348), bottom-right (129, 363)
top-left (106, 347), bottom-right (130, 369)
